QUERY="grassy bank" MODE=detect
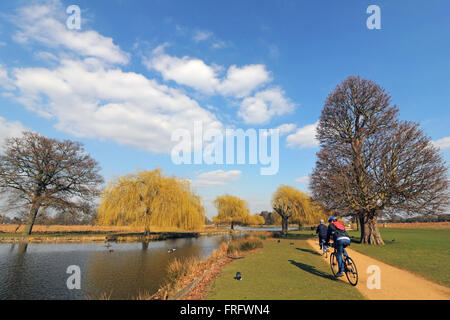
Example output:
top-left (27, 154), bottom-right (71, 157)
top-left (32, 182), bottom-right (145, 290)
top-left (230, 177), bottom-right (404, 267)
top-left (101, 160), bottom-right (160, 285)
top-left (347, 227), bottom-right (450, 287)
top-left (140, 235), bottom-right (265, 300)
top-left (206, 238), bottom-right (364, 300)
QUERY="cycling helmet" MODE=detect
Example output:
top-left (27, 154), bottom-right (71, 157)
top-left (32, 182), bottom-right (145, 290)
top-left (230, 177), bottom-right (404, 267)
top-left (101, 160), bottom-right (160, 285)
top-left (328, 216), bottom-right (337, 222)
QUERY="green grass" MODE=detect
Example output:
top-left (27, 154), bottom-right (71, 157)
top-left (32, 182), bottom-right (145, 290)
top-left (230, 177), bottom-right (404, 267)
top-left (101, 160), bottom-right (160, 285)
top-left (206, 239), bottom-right (364, 300)
top-left (347, 228), bottom-right (450, 287)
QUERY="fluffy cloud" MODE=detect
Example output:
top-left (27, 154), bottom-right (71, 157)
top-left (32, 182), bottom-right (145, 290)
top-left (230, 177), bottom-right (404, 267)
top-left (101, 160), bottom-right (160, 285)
top-left (191, 169), bottom-right (241, 187)
top-left (145, 47), bottom-right (271, 98)
top-left (12, 1), bottom-right (129, 64)
top-left (218, 65), bottom-right (271, 98)
top-left (145, 46), bottom-right (220, 94)
top-left (0, 117), bottom-right (28, 147)
top-left (286, 122), bottom-right (319, 148)
top-left (239, 88), bottom-right (296, 124)
top-left (11, 59), bottom-right (222, 153)
top-left (276, 123), bottom-right (297, 136)
top-left (433, 137), bottom-right (450, 150)
top-left (144, 43), bottom-right (296, 124)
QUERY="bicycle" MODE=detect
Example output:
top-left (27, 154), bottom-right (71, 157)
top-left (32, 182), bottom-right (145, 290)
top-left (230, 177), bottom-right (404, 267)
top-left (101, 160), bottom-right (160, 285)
top-left (329, 242), bottom-right (358, 286)
top-left (320, 239), bottom-right (328, 258)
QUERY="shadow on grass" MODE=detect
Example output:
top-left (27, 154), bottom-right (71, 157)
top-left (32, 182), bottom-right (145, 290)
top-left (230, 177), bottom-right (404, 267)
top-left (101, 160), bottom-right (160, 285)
top-left (295, 247), bottom-right (321, 256)
top-left (273, 232), bottom-right (312, 240)
top-left (288, 260), bottom-right (337, 281)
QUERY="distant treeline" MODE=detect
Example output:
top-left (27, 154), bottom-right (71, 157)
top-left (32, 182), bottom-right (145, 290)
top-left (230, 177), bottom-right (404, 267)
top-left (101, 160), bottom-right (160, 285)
top-left (381, 214), bottom-right (450, 223)
top-left (0, 211), bottom-right (96, 225)
top-left (258, 211), bottom-right (279, 225)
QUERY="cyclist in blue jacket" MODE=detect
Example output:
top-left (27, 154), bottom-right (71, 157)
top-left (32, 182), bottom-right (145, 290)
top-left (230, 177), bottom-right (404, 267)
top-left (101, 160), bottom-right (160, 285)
top-left (316, 219), bottom-right (328, 251)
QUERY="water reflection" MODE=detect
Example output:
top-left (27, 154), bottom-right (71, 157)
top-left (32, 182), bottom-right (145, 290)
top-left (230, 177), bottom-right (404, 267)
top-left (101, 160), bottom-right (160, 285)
top-left (0, 234), bottom-right (232, 300)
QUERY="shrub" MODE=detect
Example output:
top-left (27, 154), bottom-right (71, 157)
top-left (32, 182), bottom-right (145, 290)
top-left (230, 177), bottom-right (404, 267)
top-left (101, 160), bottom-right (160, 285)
top-left (227, 236), bottom-right (263, 254)
top-left (166, 256), bottom-right (200, 286)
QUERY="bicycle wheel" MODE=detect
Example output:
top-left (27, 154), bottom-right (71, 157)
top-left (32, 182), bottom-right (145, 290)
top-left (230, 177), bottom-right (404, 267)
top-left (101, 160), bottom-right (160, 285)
top-left (330, 252), bottom-right (339, 276)
top-left (344, 256), bottom-right (358, 286)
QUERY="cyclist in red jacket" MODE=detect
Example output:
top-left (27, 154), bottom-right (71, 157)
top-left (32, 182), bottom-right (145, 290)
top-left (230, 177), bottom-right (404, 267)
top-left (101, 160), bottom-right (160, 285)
top-left (325, 216), bottom-right (351, 277)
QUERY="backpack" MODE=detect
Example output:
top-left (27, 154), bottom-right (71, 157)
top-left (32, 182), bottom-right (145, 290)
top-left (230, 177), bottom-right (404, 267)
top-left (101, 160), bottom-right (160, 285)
top-left (332, 221), bottom-right (346, 231)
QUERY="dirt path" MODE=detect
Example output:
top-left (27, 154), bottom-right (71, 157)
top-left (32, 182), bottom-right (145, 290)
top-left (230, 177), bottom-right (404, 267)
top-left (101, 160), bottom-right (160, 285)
top-left (306, 239), bottom-right (450, 300)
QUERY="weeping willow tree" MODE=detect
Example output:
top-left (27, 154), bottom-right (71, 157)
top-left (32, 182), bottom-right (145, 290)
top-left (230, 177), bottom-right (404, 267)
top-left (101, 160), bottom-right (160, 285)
top-left (248, 214), bottom-right (265, 226)
top-left (97, 169), bottom-right (205, 232)
top-left (213, 195), bottom-right (250, 230)
top-left (272, 185), bottom-right (322, 234)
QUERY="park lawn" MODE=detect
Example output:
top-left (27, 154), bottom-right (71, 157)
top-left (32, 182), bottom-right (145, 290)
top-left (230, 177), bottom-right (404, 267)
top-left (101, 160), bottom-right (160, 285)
top-left (347, 227), bottom-right (450, 287)
top-left (206, 238), bottom-right (365, 300)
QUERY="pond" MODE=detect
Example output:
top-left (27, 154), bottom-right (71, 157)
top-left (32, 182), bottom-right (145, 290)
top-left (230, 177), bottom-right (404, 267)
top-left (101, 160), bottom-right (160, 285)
top-left (0, 234), bottom-right (236, 300)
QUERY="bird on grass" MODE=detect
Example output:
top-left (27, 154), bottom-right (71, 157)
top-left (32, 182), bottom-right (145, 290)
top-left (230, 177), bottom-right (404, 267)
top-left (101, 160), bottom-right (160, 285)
top-left (235, 272), bottom-right (242, 280)
top-left (168, 248), bottom-right (177, 253)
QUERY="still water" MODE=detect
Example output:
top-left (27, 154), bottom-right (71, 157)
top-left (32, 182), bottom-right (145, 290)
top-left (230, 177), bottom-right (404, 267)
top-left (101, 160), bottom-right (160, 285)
top-left (0, 234), bottom-right (235, 300)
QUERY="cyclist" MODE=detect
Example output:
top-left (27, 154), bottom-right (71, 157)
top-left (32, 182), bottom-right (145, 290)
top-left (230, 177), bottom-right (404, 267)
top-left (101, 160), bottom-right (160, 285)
top-left (315, 219), bottom-right (328, 252)
top-left (325, 216), bottom-right (351, 277)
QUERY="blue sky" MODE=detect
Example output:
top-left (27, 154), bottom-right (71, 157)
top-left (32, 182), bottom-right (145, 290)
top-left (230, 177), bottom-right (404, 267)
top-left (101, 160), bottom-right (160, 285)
top-left (0, 0), bottom-right (449, 217)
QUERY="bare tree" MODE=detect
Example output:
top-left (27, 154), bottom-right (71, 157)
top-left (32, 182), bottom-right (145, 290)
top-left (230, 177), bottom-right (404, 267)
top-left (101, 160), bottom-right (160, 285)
top-left (0, 132), bottom-right (104, 235)
top-left (310, 76), bottom-right (449, 245)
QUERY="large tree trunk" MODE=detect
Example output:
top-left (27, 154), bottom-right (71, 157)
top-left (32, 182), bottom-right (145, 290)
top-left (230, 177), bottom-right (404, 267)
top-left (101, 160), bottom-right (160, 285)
top-left (22, 202), bottom-right (40, 236)
top-left (360, 214), bottom-right (384, 245)
top-left (281, 217), bottom-right (289, 235)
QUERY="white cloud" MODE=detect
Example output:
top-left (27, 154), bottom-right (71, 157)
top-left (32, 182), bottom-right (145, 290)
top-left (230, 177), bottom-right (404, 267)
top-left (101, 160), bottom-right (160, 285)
top-left (0, 65), bottom-right (15, 91)
top-left (0, 117), bottom-right (28, 148)
top-left (144, 47), bottom-right (295, 124)
top-left (193, 30), bottom-right (213, 42)
top-left (144, 46), bottom-right (220, 94)
top-left (218, 64), bottom-right (271, 98)
top-left (11, 59), bottom-right (222, 153)
top-left (12, 1), bottom-right (129, 64)
top-left (34, 51), bottom-right (58, 62)
top-left (286, 122), bottom-right (319, 148)
top-left (295, 175), bottom-right (310, 183)
top-left (276, 123), bottom-right (297, 136)
top-left (238, 88), bottom-right (295, 124)
top-left (433, 137), bottom-right (450, 150)
top-left (211, 40), bottom-right (227, 49)
top-left (145, 48), bottom-right (271, 98)
top-left (191, 169), bottom-right (241, 187)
